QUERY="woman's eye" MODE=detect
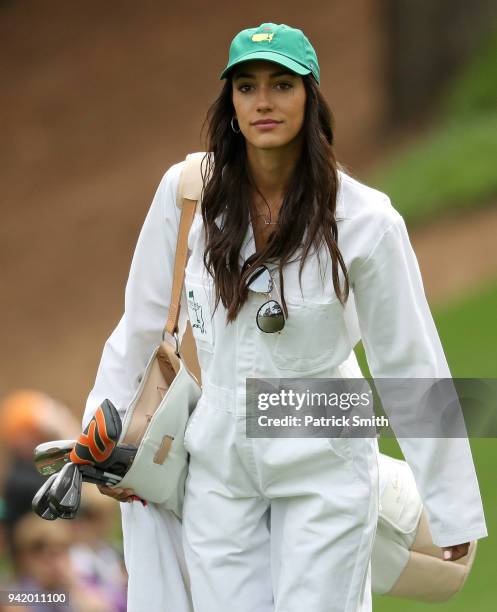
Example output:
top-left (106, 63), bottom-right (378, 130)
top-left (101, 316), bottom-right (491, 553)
top-left (237, 82), bottom-right (293, 92)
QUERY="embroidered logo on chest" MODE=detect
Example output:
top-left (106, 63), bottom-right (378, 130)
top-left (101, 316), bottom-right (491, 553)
top-left (188, 289), bottom-right (205, 335)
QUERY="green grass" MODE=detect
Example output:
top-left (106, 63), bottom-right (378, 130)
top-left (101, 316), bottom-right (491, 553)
top-left (368, 114), bottom-right (497, 225)
top-left (368, 27), bottom-right (497, 226)
top-left (354, 280), bottom-right (497, 609)
top-left (441, 28), bottom-right (497, 120)
top-left (433, 281), bottom-right (497, 378)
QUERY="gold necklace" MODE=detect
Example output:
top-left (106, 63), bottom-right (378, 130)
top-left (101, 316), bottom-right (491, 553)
top-left (250, 195), bottom-right (281, 226)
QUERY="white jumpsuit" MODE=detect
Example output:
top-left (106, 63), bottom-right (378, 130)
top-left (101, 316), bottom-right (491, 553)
top-left (83, 161), bottom-right (488, 612)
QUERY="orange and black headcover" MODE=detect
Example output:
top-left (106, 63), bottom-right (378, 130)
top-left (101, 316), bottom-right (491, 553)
top-left (70, 399), bottom-right (122, 468)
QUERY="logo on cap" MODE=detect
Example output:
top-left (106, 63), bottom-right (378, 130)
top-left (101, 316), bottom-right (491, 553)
top-left (252, 33), bottom-right (273, 42)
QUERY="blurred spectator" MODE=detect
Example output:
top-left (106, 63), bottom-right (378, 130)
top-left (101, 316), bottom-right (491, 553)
top-left (0, 390), bottom-right (79, 561)
top-left (0, 392), bottom-right (127, 610)
top-left (0, 390), bottom-right (79, 459)
top-left (69, 483), bottom-right (127, 612)
top-left (8, 513), bottom-right (113, 611)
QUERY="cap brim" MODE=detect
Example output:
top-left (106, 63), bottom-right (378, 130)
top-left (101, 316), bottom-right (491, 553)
top-left (220, 51), bottom-right (311, 80)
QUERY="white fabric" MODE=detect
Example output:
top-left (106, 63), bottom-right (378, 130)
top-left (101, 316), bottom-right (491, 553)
top-left (83, 161), bottom-right (487, 611)
top-left (372, 454), bottom-right (423, 594)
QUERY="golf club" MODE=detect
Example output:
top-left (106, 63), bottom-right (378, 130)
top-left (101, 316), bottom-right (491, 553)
top-left (78, 464), bottom-right (122, 486)
top-left (48, 462), bottom-right (82, 516)
top-left (32, 473), bottom-right (59, 520)
top-left (34, 439), bottom-right (75, 476)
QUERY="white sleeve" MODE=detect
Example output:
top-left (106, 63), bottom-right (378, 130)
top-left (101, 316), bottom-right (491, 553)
top-left (351, 211), bottom-right (488, 547)
top-left (82, 162), bottom-right (188, 429)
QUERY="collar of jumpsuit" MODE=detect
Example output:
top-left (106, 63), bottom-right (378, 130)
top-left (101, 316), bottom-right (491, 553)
top-left (211, 172), bottom-right (349, 265)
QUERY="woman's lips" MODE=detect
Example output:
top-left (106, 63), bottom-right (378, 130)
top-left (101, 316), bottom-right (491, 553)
top-left (252, 121), bottom-right (282, 130)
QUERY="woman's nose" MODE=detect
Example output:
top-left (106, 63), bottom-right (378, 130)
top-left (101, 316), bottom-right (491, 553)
top-left (255, 86), bottom-right (274, 111)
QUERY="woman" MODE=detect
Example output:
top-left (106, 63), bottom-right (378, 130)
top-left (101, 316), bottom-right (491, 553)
top-left (84, 23), bottom-right (487, 611)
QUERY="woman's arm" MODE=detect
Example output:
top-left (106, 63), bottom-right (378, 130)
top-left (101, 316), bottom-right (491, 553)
top-left (351, 208), bottom-right (488, 550)
top-left (82, 161), bottom-right (188, 430)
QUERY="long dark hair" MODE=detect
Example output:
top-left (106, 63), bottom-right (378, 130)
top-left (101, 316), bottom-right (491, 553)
top-left (199, 74), bottom-right (349, 323)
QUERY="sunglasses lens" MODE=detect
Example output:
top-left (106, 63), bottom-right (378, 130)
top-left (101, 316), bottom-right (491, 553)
top-left (247, 266), bottom-right (273, 294)
top-left (257, 300), bottom-right (285, 333)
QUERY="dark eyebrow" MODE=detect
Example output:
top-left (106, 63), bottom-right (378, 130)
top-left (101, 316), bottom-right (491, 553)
top-left (233, 70), bottom-right (296, 81)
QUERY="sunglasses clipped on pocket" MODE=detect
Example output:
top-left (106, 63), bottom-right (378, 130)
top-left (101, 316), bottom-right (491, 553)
top-left (245, 264), bottom-right (285, 333)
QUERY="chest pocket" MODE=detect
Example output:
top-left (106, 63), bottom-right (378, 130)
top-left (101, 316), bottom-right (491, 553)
top-left (271, 297), bottom-right (350, 374)
top-left (184, 272), bottom-right (215, 353)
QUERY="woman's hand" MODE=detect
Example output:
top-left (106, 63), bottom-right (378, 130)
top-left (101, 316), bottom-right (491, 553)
top-left (441, 542), bottom-right (470, 561)
top-left (97, 484), bottom-right (147, 506)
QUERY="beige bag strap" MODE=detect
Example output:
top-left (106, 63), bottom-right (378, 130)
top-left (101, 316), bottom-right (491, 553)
top-left (163, 152), bottom-right (209, 347)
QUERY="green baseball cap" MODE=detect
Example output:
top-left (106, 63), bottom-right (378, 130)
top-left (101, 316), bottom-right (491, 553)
top-left (220, 23), bottom-right (320, 85)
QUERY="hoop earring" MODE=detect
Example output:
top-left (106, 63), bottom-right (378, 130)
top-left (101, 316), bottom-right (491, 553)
top-left (231, 117), bottom-right (241, 134)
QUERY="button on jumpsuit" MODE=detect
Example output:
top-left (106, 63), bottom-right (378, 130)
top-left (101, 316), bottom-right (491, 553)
top-left (83, 161), bottom-right (488, 612)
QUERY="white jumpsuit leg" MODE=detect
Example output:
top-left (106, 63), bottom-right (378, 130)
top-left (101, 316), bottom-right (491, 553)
top-left (182, 377), bottom-right (379, 612)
